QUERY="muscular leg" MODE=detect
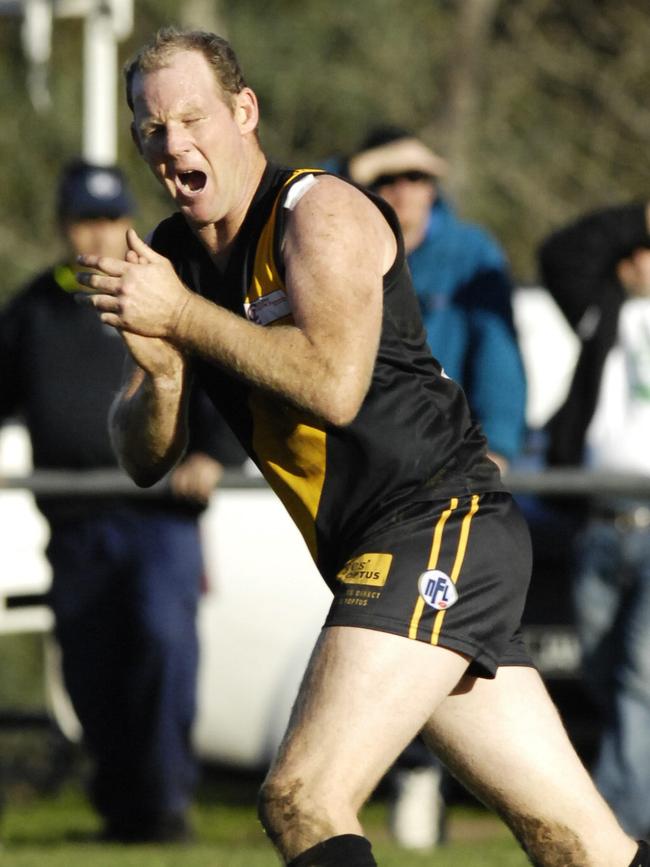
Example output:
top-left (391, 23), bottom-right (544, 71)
top-left (258, 625), bottom-right (470, 862)
top-left (423, 665), bottom-right (637, 867)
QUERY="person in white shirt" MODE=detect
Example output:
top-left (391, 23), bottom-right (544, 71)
top-left (539, 202), bottom-right (650, 842)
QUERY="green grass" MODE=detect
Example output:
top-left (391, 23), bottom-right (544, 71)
top-left (0, 770), bottom-right (530, 867)
top-left (0, 634), bottom-right (529, 865)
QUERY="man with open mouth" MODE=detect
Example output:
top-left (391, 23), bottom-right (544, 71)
top-left (79, 25), bottom-right (648, 867)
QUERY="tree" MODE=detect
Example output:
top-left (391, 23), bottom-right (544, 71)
top-left (1, 0), bottom-right (650, 299)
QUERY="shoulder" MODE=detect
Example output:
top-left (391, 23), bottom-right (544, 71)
top-left (434, 199), bottom-right (502, 248)
top-left (2, 268), bottom-right (56, 314)
top-left (289, 173), bottom-right (378, 215)
top-left (285, 174), bottom-right (395, 251)
top-left (445, 205), bottom-right (502, 248)
top-left (0, 270), bottom-right (57, 347)
top-left (446, 214), bottom-right (507, 267)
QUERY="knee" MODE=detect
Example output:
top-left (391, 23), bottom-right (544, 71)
top-left (257, 770), bottom-right (333, 848)
top-left (507, 812), bottom-right (590, 867)
top-left (258, 772), bottom-right (303, 844)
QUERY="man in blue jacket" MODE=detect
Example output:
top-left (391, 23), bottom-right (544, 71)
top-left (349, 127), bottom-right (526, 472)
top-left (349, 127), bottom-right (527, 848)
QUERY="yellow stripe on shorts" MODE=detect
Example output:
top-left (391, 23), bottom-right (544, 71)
top-left (408, 497), bottom-right (459, 639)
top-left (430, 494), bottom-right (480, 645)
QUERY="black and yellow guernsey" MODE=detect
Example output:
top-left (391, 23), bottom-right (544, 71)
top-left (150, 163), bottom-right (504, 584)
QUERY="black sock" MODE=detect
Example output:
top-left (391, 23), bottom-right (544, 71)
top-left (287, 834), bottom-right (377, 867)
top-left (629, 841), bottom-right (650, 867)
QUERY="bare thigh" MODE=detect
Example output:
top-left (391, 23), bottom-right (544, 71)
top-left (423, 666), bottom-right (636, 867)
top-left (261, 624), bottom-right (469, 856)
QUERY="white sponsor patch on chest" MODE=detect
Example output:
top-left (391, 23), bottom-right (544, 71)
top-left (244, 289), bottom-right (291, 325)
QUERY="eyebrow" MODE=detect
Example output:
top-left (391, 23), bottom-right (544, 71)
top-left (137, 98), bottom-right (208, 124)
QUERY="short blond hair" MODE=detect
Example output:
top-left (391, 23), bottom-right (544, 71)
top-left (124, 27), bottom-right (247, 112)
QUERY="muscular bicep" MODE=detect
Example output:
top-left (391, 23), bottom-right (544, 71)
top-left (282, 177), bottom-right (395, 419)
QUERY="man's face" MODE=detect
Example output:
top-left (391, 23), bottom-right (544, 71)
top-left (373, 172), bottom-right (437, 238)
top-left (130, 49), bottom-right (258, 228)
top-left (63, 216), bottom-right (131, 260)
top-left (618, 248), bottom-right (650, 298)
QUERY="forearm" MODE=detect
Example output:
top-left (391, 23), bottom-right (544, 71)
top-left (173, 292), bottom-right (373, 426)
top-left (81, 182), bottom-right (387, 428)
top-left (110, 363), bottom-right (189, 486)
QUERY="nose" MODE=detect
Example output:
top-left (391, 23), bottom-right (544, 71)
top-left (163, 122), bottom-right (191, 156)
top-left (382, 181), bottom-right (410, 206)
top-left (390, 177), bottom-right (418, 195)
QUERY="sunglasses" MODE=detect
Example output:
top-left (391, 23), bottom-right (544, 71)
top-left (370, 170), bottom-right (435, 189)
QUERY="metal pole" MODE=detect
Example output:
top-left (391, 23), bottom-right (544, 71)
top-left (82, 0), bottom-right (116, 164)
top-left (3, 467), bottom-right (650, 499)
top-left (21, 0), bottom-right (52, 110)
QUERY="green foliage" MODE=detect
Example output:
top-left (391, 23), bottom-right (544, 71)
top-left (2, 0), bottom-right (650, 299)
top-left (225, 0), bottom-right (454, 164)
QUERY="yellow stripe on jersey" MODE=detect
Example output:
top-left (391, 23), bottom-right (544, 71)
top-left (430, 494), bottom-right (480, 645)
top-left (247, 169), bottom-right (327, 562)
top-left (250, 392), bottom-right (326, 562)
top-left (408, 498), bottom-right (459, 639)
top-left (245, 169), bottom-right (322, 319)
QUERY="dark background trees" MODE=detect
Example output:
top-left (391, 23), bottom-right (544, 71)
top-left (1, 0), bottom-right (649, 298)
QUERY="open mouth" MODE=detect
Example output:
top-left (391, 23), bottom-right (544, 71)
top-left (178, 170), bottom-right (207, 194)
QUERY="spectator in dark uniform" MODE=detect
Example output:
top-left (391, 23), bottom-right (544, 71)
top-left (540, 201), bottom-right (650, 843)
top-left (0, 159), bottom-right (245, 842)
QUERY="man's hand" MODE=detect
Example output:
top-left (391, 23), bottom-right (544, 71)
top-left (77, 228), bottom-right (193, 340)
top-left (169, 452), bottom-right (223, 505)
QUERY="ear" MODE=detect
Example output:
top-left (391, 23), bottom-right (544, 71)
top-left (234, 87), bottom-right (259, 135)
top-left (130, 120), bottom-right (143, 156)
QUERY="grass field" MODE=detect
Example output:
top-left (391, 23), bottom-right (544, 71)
top-left (0, 768), bottom-right (531, 867)
top-left (0, 635), bottom-right (531, 866)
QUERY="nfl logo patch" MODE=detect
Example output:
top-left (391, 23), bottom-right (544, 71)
top-left (418, 569), bottom-right (458, 611)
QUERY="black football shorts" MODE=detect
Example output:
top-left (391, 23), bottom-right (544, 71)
top-left (324, 491), bottom-right (534, 678)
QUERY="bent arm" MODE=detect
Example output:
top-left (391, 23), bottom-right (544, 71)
top-left (176, 178), bottom-right (394, 424)
top-left (110, 343), bottom-right (190, 487)
top-left (83, 177), bottom-right (396, 427)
